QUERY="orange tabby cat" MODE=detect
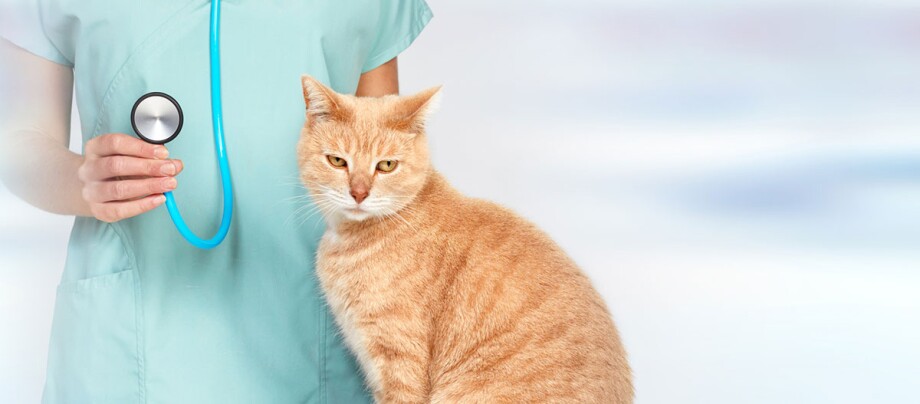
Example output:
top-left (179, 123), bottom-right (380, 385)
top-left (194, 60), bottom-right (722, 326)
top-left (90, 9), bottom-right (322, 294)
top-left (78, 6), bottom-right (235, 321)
top-left (297, 76), bottom-right (633, 404)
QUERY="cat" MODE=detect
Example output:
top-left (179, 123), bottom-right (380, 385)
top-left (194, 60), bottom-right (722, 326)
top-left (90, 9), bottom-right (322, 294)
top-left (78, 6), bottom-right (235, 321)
top-left (297, 75), bottom-right (633, 404)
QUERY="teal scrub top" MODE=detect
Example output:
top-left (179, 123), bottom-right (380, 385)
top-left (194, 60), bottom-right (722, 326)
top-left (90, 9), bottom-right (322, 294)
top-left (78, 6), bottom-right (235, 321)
top-left (1, 0), bottom-right (432, 402)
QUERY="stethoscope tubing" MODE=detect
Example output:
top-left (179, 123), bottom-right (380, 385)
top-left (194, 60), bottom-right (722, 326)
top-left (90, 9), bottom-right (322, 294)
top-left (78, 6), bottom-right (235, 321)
top-left (163, 0), bottom-right (233, 249)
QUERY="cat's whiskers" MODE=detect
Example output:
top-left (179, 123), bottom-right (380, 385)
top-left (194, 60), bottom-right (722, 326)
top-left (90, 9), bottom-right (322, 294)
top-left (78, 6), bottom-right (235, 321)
top-left (285, 178), bottom-right (347, 196)
top-left (298, 179), bottom-right (331, 188)
top-left (390, 211), bottom-right (415, 230)
top-left (297, 207), bottom-right (326, 229)
top-left (377, 210), bottom-right (398, 229)
top-left (285, 189), bottom-right (341, 227)
top-left (270, 176), bottom-right (338, 211)
top-left (324, 191), bottom-right (357, 210)
top-left (295, 198), bottom-right (336, 228)
top-left (375, 203), bottom-right (418, 231)
top-left (285, 199), bottom-right (315, 216)
top-left (386, 200), bottom-right (420, 216)
top-left (285, 198), bottom-right (325, 227)
top-left (279, 193), bottom-right (315, 203)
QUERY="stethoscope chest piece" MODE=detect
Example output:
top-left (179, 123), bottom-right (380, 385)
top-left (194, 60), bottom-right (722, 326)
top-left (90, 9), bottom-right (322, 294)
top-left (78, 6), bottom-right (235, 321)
top-left (132, 92), bottom-right (184, 144)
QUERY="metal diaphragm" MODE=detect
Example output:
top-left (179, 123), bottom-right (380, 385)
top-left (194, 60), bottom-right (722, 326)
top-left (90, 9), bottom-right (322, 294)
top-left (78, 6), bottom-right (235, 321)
top-left (131, 92), bottom-right (183, 144)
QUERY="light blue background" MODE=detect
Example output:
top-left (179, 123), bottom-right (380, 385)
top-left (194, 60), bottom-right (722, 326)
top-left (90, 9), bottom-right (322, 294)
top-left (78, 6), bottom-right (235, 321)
top-left (2, 0), bottom-right (919, 402)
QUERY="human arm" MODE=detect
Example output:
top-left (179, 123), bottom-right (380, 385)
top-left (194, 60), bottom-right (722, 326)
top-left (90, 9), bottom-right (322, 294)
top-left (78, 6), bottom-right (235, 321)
top-left (355, 57), bottom-right (399, 97)
top-left (0, 38), bottom-right (183, 222)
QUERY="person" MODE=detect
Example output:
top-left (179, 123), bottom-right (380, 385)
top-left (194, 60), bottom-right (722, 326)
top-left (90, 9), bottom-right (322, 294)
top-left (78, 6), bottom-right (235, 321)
top-left (0, 0), bottom-right (432, 402)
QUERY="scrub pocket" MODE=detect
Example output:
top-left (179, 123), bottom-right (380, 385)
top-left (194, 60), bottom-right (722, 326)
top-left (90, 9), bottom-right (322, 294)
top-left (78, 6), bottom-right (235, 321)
top-left (42, 269), bottom-right (144, 404)
top-left (42, 220), bottom-right (145, 404)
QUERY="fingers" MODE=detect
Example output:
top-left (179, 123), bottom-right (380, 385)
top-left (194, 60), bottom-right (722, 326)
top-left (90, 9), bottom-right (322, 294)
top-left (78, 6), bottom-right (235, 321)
top-left (83, 176), bottom-right (177, 203)
top-left (78, 133), bottom-right (185, 222)
top-left (79, 156), bottom-right (184, 181)
top-left (86, 133), bottom-right (169, 159)
top-left (90, 194), bottom-right (168, 223)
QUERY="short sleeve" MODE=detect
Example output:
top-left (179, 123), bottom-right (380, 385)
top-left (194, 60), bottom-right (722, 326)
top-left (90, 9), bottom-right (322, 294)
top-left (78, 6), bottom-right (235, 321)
top-left (0, 0), bottom-right (72, 66)
top-left (362, 0), bottom-right (433, 73)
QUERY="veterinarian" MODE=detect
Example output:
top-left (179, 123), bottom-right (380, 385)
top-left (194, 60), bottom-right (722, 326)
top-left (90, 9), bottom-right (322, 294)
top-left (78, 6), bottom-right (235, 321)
top-left (0, 0), bottom-right (431, 401)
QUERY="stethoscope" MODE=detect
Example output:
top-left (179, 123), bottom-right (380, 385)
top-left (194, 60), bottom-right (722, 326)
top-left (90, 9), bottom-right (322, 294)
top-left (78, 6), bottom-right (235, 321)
top-left (130, 0), bottom-right (232, 249)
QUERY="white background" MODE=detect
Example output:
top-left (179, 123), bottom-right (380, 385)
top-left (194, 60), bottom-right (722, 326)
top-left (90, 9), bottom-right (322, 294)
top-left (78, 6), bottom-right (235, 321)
top-left (2, 0), bottom-right (920, 403)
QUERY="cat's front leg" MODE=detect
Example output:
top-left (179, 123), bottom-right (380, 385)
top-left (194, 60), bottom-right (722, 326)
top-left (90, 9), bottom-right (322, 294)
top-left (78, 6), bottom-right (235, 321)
top-left (367, 339), bottom-right (431, 404)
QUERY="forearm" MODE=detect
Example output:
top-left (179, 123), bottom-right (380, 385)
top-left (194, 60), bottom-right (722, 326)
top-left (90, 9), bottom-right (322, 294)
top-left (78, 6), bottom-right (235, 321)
top-left (1, 130), bottom-right (90, 216)
top-left (1, 38), bottom-right (88, 216)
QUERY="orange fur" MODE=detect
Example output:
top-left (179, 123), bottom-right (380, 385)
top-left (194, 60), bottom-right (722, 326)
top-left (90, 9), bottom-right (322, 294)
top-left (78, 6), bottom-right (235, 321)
top-left (297, 76), bottom-right (633, 403)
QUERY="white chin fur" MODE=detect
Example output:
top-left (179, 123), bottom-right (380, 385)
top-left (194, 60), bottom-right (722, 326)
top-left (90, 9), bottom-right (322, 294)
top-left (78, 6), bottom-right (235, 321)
top-left (340, 208), bottom-right (373, 222)
top-left (318, 193), bottom-right (399, 223)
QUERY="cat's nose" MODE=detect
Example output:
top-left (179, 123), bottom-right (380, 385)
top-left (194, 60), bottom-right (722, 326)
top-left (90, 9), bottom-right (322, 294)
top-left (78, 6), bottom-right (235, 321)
top-left (350, 188), bottom-right (369, 204)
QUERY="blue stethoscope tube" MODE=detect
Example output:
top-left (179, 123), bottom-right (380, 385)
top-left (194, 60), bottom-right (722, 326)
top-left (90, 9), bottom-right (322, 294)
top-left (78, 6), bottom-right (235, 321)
top-left (162, 0), bottom-right (232, 249)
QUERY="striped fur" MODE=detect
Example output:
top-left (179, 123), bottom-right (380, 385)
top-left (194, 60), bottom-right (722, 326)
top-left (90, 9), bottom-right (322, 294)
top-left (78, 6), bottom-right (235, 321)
top-left (297, 76), bottom-right (633, 403)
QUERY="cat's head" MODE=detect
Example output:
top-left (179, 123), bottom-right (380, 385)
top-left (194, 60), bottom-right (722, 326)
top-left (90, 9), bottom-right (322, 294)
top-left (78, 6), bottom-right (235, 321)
top-left (297, 75), bottom-right (441, 223)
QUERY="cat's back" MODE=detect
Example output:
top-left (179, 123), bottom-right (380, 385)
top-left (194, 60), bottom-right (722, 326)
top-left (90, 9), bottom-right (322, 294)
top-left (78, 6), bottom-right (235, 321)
top-left (423, 174), bottom-right (634, 403)
top-left (424, 172), bottom-right (566, 259)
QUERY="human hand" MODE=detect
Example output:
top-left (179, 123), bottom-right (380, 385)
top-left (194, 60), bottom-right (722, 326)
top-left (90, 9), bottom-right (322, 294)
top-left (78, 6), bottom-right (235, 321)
top-left (77, 133), bottom-right (184, 222)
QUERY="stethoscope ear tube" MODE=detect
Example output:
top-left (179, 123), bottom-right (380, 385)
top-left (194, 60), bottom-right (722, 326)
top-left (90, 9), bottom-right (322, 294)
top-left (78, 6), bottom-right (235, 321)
top-left (133, 0), bottom-right (233, 250)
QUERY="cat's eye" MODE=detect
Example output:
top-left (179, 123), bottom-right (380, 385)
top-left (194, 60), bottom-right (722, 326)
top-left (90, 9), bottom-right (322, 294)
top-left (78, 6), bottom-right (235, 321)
top-left (327, 155), bottom-right (347, 168)
top-left (376, 160), bottom-right (398, 173)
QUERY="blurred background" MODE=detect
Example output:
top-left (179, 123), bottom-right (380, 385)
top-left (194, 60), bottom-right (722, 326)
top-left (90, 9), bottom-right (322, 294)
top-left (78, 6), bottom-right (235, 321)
top-left (3, 0), bottom-right (919, 402)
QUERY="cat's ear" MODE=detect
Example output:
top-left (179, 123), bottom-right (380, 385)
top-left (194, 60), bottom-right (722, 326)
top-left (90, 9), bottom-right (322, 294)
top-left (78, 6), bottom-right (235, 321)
top-left (387, 86), bottom-right (442, 134)
top-left (301, 75), bottom-right (350, 126)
